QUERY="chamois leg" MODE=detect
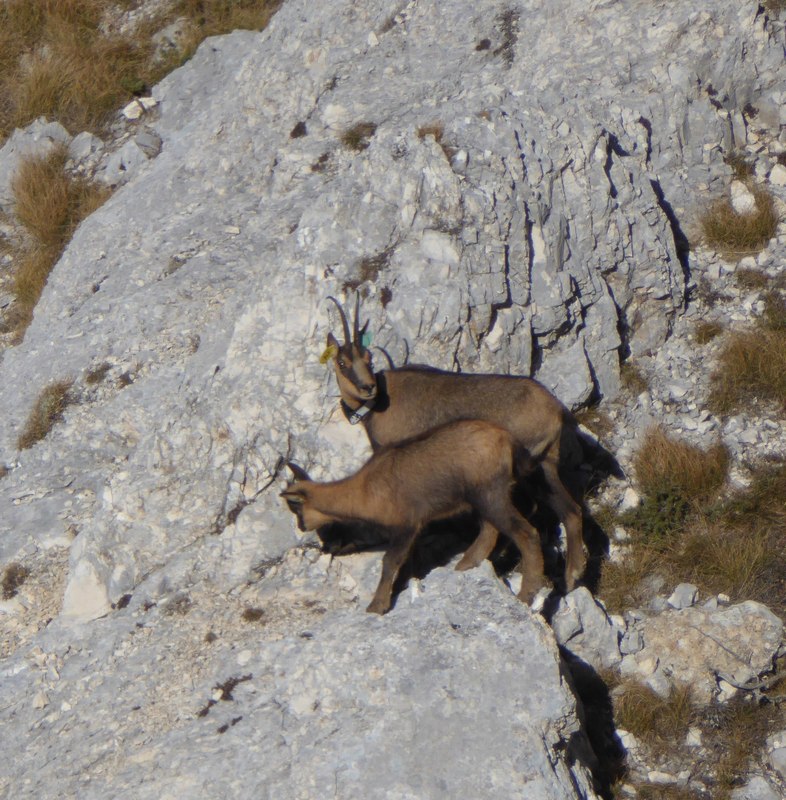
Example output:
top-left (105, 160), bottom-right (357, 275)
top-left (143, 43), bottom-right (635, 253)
top-left (477, 494), bottom-right (546, 605)
top-left (504, 514), bottom-right (547, 604)
top-left (541, 452), bottom-right (584, 591)
top-left (366, 527), bottom-right (419, 615)
top-left (455, 521), bottom-right (499, 571)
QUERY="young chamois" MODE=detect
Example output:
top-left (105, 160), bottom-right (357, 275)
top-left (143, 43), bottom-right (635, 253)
top-left (325, 295), bottom-right (585, 591)
top-left (280, 420), bottom-right (545, 614)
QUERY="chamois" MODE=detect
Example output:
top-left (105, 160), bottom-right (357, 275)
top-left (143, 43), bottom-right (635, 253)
top-left (325, 295), bottom-right (585, 591)
top-left (280, 420), bottom-right (545, 614)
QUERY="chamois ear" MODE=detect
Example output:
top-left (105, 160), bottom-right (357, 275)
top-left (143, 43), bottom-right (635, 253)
top-left (280, 488), bottom-right (305, 505)
top-left (286, 461), bottom-right (311, 481)
top-left (326, 332), bottom-right (340, 351)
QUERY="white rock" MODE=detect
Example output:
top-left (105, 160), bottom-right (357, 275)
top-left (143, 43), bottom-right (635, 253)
top-left (769, 162), bottom-right (786, 186)
top-left (730, 180), bottom-right (757, 214)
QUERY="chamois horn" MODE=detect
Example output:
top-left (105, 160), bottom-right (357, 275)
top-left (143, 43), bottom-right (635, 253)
top-left (286, 461), bottom-right (311, 482)
top-left (327, 296), bottom-right (351, 347)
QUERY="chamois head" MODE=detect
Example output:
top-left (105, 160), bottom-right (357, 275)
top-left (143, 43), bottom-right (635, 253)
top-left (280, 462), bottom-right (335, 531)
top-left (326, 295), bottom-right (377, 404)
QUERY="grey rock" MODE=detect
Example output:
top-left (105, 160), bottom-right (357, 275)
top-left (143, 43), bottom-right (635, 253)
top-left (731, 776), bottom-right (782, 800)
top-left (622, 601), bottom-right (783, 702)
top-left (667, 583), bottom-right (699, 610)
top-left (551, 587), bottom-right (622, 670)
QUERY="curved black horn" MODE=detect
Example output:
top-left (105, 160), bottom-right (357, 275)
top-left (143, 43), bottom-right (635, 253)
top-left (327, 296), bottom-right (351, 346)
top-left (286, 461), bottom-right (311, 481)
top-left (353, 292), bottom-right (361, 346)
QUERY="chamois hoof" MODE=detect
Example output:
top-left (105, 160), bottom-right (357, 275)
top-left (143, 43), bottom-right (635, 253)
top-left (366, 598), bottom-right (390, 615)
top-left (454, 555), bottom-right (479, 572)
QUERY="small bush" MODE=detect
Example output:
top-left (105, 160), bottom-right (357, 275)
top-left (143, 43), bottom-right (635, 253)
top-left (16, 379), bottom-right (73, 450)
top-left (735, 268), bottom-right (769, 291)
top-left (9, 147), bottom-right (109, 338)
top-left (633, 428), bottom-right (729, 504)
top-left (2, 562), bottom-right (30, 599)
top-left (341, 122), bottom-right (377, 152)
top-left (708, 327), bottom-right (786, 414)
top-left (694, 320), bottom-right (723, 344)
top-left (613, 681), bottom-right (695, 756)
top-left (620, 362), bottom-right (649, 395)
top-left (417, 122), bottom-right (457, 161)
top-left (0, 0), bottom-right (283, 141)
top-left (700, 185), bottom-right (779, 260)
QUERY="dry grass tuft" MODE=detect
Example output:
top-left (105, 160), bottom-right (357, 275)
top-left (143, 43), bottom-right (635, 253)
top-left (708, 316), bottom-right (786, 415)
top-left (340, 122), bottom-right (377, 152)
top-left (694, 320), bottom-right (723, 344)
top-left (417, 122), bottom-right (458, 161)
top-left (700, 185), bottom-right (779, 260)
top-left (613, 681), bottom-right (695, 756)
top-left (16, 378), bottom-right (73, 450)
top-left (2, 562), bottom-right (31, 599)
top-left (0, 0), bottom-right (282, 140)
top-left (9, 146), bottom-right (110, 338)
top-left (628, 427), bottom-right (728, 538)
top-left (620, 362), bottom-right (649, 395)
top-left (735, 267), bottom-right (770, 291)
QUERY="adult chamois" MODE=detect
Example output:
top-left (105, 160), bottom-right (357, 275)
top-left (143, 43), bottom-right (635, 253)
top-left (324, 295), bottom-right (585, 591)
top-left (280, 420), bottom-right (545, 614)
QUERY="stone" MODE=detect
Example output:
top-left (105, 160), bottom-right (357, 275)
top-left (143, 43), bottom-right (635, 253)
top-left (769, 162), bottom-right (786, 186)
top-left (551, 587), bottom-right (622, 670)
top-left (667, 583), bottom-right (699, 610)
top-left (730, 180), bottom-right (757, 214)
top-left (731, 776), bottom-right (782, 800)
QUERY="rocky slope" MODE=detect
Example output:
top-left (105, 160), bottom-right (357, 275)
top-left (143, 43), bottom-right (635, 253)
top-left (1, 0), bottom-right (786, 797)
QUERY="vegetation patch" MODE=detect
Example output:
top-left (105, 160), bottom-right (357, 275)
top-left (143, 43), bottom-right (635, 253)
top-left (694, 320), bottom-right (723, 344)
top-left (85, 361), bottom-right (112, 385)
top-left (8, 147), bottom-right (109, 338)
top-left (708, 293), bottom-right (786, 415)
top-left (700, 185), bottom-right (779, 260)
top-left (0, 0), bottom-right (283, 140)
top-left (613, 681), bottom-right (695, 757)
top-left (2, 562), bottom-right (31, 599)
top-left (340, 122), bottom-right (377, 152)
top-left (735, 267), bottom-right (769, 291)
top-left (620, 362), bottom-right (649, 395)
top-left (623, 427), bottom-right (728, 541)
top-left (417, 122), bottom-right (457, 162)
top-left (16, 378), bottom-right (73, 450)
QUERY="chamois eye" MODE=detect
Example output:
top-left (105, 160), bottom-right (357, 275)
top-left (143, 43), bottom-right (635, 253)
top-left (338, 359), bottom-right (346, 369)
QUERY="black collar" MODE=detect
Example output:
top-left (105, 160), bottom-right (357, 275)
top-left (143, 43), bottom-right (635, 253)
top-left (341, 397), bottom-right (376, 425)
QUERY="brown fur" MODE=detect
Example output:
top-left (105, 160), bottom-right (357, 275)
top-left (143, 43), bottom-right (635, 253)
top-left (281, 420), bottom-right (546, 614)
top-left (326, 297), bottom-right (585, 590)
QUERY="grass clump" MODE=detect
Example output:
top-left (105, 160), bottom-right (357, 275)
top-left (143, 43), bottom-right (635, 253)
top-left (700, 184), bottom-right (779, 260)
top-left (16, 378), bottom-right (73, 450)
top-left (340, 122), bottom-right (377, 152)
top-left (708, 293), bottom-right (786, 415)
top-left (624, 427), bottom-right (728, 540)
top-left (735, 267), bottom-right (769, 291)
top-left (2, 562), bottom-right (31, 599)
top-left (8, 146), bottom-right (109, 337)
top-left (0, 0), bottom-right (283, 141)
top-left (0, 0), bottom-right (154, 138)
top-left (694, 320), bottom-right (723, 344)
top-left (620, 362), bottom-right (649, 395)
top-left (417, 122), bottom-right (458, 161)
top-left (613, 681), bottom-right (695, 757)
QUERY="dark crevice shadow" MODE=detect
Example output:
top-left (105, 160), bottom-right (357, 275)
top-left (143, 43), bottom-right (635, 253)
top-left (560, 648), bottom-right (628, 799)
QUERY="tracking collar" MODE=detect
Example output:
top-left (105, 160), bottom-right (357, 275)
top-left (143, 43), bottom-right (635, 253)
top-left (341, 397), bottom-right (376, 425)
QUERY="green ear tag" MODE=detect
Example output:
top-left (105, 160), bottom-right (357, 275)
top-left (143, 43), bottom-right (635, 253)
top-left (320, 344), bottom-right (338, 364)
top-left (361, 331), bottom-right (373, 348)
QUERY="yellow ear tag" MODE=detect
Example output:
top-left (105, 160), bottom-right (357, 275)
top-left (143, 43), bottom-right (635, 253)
top-left (320, 344), bottom-right (338, 364)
